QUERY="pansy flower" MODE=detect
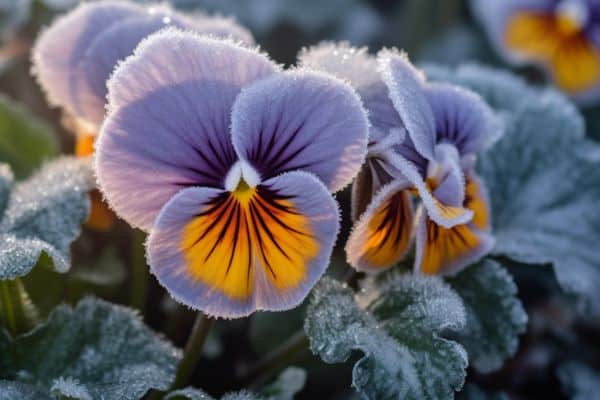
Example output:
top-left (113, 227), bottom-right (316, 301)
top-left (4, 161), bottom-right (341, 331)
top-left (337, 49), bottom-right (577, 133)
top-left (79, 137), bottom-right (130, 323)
top-left (32, 0), bottom-right (253, 230)
top-left (95, 31), bottom-right (369, 317)
top-left (300, 43), bottom-right (500, 275)
top-left (472, 0), bottom-right (600, 103)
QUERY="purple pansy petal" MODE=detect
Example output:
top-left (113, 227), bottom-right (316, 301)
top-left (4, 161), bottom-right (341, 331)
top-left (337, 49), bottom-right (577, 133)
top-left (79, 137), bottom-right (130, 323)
top-left (298, 42), bottom-right (401, 140)
top-left (425, 83), bottom-right (502, 155)
top-left (430, 143), bottom-right (467, 207)
top-left (413, 207), bottom-right (495, 276)
top-left (146, 171), bottom-right (339, 318)
top-left (32, 1), bottom-right (142, 122)
top-left (231, 70), bottom-right (369, 193)
top-left (377, 49), bottom-right (436, 161)
top-left (346, 179), bottom-right (415, 273)
top-left (96, 31), bottom-right (278, 230)
top-left (80, 6), bottom-right (193, 125)
top-left (385, 151), bottom-right (473, 228)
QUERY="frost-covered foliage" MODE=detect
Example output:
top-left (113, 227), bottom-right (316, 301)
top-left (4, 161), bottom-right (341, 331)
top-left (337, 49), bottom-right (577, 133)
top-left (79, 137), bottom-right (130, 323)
top-left (0, 157), bottom-right (93, 280)
top-left (165, 367), bottom-right (305, 400)
top-left (448, 260), bottom-right (527, 373)
top-left (426, 64), bottom-right (600, 316)
top-left (0, 297), bottom-right (181, 400)
top-left (305, 276), bottom-right (468, 399)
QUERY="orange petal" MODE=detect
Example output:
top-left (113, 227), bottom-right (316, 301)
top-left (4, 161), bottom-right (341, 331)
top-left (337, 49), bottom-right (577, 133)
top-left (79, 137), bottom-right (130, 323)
top-left (505, 11), bottom-right (600, 94)
top-left (75, 133), bottom-right (96, 158)
top-left (346, 181), bottom-right (414, 272)
top-left (464, 173), bottom-right (490, 231)
top-left (415, 211), bottom-right (494, 276)
top-left (85, 190), bottom-right (115, 231)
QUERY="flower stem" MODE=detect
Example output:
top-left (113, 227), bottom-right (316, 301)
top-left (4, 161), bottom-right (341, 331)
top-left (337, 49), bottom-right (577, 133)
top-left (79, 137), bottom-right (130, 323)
top-left (241, 330), bottom-right (310, 388)
top-left (171, 313), bottom-right (214, 390)
top-left (0, 278), bottom-right (38, 336)
top-left (129, 229), bottom-right (148, 311)
top-left (240, 269), bottom-right (361, 386)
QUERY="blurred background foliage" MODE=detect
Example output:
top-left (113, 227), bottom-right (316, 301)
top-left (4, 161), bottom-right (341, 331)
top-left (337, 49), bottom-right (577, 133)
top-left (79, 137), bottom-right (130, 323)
top-left (0, 1), bottom-right (597, 399)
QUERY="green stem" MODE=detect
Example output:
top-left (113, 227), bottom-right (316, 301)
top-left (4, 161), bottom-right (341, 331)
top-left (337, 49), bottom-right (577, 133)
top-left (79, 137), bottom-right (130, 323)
top-left (241, 269), bottom-right (361, 386)
top-left (130, 229), bottom-right (148, 311)
top-left (171, 313), bottom-right (214, 390)
top-left (0, 278), bottom-right (38, 336)
top-left (0, 280), bottom-right (17, 335)
top-left (241, 330), bottom-right (310, 388)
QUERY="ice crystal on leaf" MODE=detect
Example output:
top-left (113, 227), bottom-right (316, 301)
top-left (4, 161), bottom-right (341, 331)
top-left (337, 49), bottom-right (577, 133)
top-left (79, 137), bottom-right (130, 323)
top-left (0, 297), bottom-right (180, 400)
top-left (448, 260), bottom-right (527, 373)
top-left (304, 276), bottom-right (468, 400)
top-left (0, 157), bottom-right (93, 280)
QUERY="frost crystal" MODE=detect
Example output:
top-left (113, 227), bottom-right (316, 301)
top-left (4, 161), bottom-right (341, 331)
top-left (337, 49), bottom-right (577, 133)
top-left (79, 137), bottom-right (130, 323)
top-left (0, 157), bottom-right (93, 279)
top-left (448, 260), bottom-right (527, 373)
top-left (305, 276), bottom-right (468, 400)
top-left (0, 297), bottom-right (181, 400)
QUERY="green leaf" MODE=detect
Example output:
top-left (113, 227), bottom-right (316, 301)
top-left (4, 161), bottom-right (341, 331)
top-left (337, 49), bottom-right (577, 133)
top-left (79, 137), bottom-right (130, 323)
top-left (0, 381), bottom-right (48, 400)
top-left (260, 367), bottom-right (306, 400)
top-left (305, 276), bottom-right (467, 400)
top-left (426, 64), bottom-right (600, 316)
top-left (558, 362), bottom-right (600, 400)
top-left (447, 260), bottom-right (527, 373)
top-left (0, 157), bottom-right (93, 279)
top-left (165, 367), bottom-right (303, 400)
top-left (0, 297), bottom-right (181, 400)
top-left (0, 95), bottom-right (59, 179)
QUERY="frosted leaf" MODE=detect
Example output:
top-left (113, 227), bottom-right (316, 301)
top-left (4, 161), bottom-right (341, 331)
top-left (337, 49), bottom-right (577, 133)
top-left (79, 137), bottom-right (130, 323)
top-left (0, 297), bottom-right (181, 400)
top-left (0, 95), bottom-right (59, 179)
top-left (166, 388), bottom-right (265, 400)
top-left (457, 384), bottom-right (509, 400)
top-left (305, 276), bottom-right (468, 400)
top-left (261, 367), bottom-right (306, 400)
top-left (0, 157), bottom-right (93, 279)
top-left (166, 387), bottom-right (215, 400)
top-left (222, 391), bottom-right (264, 400)
top-left (426, 64), bottom-right (600, 316)
top-left (165, 367), bottom-right (303, 400)
top-left (0, 381), bottom-right (48, 400)
top-left (50, 377), bottom-right (92, 400)
top-left (557, 362), bottom-right (600, 400)
top-left (448, 260), bottom-right (527, 373)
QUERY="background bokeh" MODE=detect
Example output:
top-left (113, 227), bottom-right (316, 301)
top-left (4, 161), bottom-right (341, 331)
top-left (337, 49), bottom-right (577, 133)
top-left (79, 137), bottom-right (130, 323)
top-left (0, 1), bottom-right (597, 399)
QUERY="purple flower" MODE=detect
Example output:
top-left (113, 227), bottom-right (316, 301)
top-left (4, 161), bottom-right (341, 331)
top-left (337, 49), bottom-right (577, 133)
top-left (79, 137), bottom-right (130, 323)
top-left (32, 0), bottom-right (253, 129)
top-left (472, 0), bottom-right (600, 104)
top-left (300, 43), bottom-right (500, 276)
top-left (95, 31), bottom-right (369, 318)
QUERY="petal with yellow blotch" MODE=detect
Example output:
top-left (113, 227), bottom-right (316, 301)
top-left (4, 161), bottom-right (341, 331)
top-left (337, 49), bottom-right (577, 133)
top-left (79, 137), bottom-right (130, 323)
top-left (147, 170), bottom-right (339, 318)
top-left (414, 208), bottom-right (494, 276)
top-left (346, 179), bottom-right (415, 273)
